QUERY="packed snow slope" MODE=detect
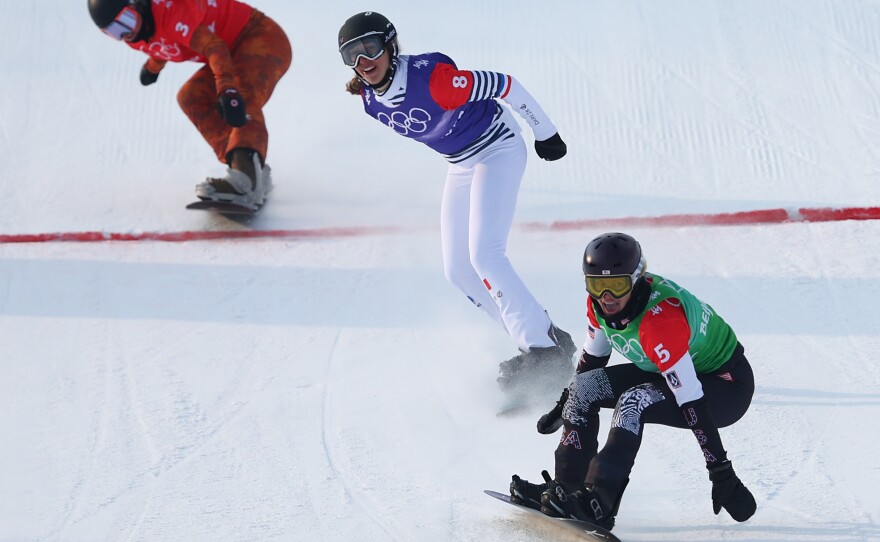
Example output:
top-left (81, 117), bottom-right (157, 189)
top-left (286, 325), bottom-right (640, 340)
top-left (1, 1), bottom-right (879, 541)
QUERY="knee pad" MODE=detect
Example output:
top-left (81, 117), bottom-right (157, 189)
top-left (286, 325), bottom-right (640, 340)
top-left (610, 383), bottom-right (666, 436)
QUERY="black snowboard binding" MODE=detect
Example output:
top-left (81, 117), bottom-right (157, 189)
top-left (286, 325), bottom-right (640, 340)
top-left (539, 476), bottom-right (624, 532)
top-left (509, 473), bottom-right (549, 511)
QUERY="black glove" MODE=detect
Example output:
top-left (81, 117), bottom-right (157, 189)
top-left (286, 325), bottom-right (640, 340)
top-left (708, 460), bottom-right (756, 522)
top-left (139, 64), bottom-right (159, 86)
top-left (537, 387), bottom-right (569, 434)
top-left (534, 133), bottom-right (567, 161)
top-left (218, 88), bottom-right (247, 127)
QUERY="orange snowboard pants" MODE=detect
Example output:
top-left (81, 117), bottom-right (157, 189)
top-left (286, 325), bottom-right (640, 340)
top-left (177, 11), bottom-right (291, 164)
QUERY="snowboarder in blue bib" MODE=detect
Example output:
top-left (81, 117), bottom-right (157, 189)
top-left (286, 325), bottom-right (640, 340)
top-left (510, 233), bottom-right (757, 530)
top-left (338, 12), bottom-right (576, 393)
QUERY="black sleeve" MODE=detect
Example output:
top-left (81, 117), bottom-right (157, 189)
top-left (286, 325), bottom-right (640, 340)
top-left (576, 350), bottom-right (611, 374)
top-left (681, 397), bottom-right (728, 467)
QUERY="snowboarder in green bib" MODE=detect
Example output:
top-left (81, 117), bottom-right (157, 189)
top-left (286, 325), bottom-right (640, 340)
top-left (509, 232), bottom-right (757, 531)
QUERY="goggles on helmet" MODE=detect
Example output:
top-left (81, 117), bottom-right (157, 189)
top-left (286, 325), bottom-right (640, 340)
top-left (339, 33), bottom-right (386, 67)
top-left (585, 274), bottom-right (634, 300)
top-left (101, 6), bottom-right (140, 41)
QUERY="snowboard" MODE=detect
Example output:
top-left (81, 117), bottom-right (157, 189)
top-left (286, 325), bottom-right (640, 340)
top-left (186, 200), bottom-right (262, 216)
top-left (484, 490), bottom-right (622, 542)
top-left (496, 395), bottom-right (546, 417)
top-left (496, 384), bottom-right (564, 418)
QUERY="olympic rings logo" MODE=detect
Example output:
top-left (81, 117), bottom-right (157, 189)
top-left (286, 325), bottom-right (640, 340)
top-left (377, 108), bottom-right (432, 136)
top-left (143, 39), bottom-right (182, 61)
top-left (609, 335), bottom-right (647, 364)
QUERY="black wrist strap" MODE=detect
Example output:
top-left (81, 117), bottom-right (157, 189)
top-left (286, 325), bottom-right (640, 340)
top-left (576, 351), bottom-right (610, 374)
top-left (708, 459), bottom-right (732, 475)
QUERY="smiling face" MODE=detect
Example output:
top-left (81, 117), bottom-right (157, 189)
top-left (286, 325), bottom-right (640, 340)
top-left (353, 48), bottom-right (392, 87)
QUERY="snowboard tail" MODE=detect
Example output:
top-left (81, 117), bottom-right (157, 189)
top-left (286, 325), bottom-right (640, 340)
top-left (484, 490), bottom-right (622, 542)
top-left (186, 200), bottom-right (262, 216)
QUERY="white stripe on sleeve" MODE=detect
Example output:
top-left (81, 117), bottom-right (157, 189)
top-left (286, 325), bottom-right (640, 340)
top-left (661, 352), bottom-right (705, 406)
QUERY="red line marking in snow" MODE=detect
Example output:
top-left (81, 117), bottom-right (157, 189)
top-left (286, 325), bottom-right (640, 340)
top-left (1, 206), bottom-right (878, 244)
top-left (0, 226), bottom-right (403, 244)
top-left (523, 206), bottom-right (880, 231)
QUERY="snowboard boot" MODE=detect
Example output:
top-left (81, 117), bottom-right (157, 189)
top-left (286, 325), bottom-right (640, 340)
top-left (550, 324), bottom-right (577, 362)
top-left (497, 324), bottom-right (576, 393)
top-left (540, 480), bottom-right (623, 531)
top-left (196, 148), bottom-right (273, 210)
top-left (509, 474), bottom-right (548, 511)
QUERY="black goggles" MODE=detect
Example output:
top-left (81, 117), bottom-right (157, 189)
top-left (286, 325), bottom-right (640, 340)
top-left (585, 275), bottom-right (634, 300)
top-left (339, 34), bottom-right (386, 67)
top-left (101, 6), bottom-right (140, 41)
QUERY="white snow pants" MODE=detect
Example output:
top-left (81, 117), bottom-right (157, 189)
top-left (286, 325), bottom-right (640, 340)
top-left (440, 131), bottom-right (554, 352)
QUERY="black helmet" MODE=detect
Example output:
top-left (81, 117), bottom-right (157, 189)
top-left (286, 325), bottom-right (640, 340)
top-left (87, 0), bottom-right (129, 28)
top-left (582, 233), bottom-right (646, 299)
top-left (338, 12), bottom-right (400, 89)
top-left (89, 0), bottom-right (153, 41)
top-left (338, 11), bottom-right (397, 53)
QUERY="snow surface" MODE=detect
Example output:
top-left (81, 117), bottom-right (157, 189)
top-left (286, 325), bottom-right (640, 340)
top-left (2, 1), bottom-right (880, 541)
